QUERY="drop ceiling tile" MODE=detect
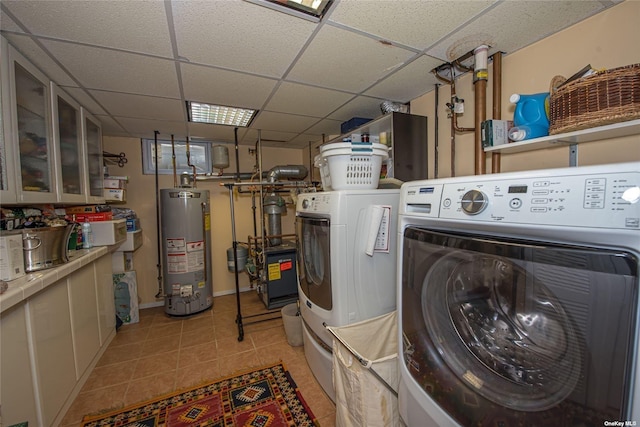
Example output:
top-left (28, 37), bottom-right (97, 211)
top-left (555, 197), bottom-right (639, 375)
top-left (171, 0), bottom-right (315, 77)
top-left (3, 33), bottom-right (77, 87)
top-left (251, 111), bottom-right (320, 134)
top-left (0, 8), bottom-right (24, 33)
top-left (60, 86), bottom-right (108, 116)
top-left (303, 118), bottom-right (343, 140)
top-left (365, 55), bottom-right (444, 103)
top-left (328, 95), bottom-right (387, 122)
top-left (181, 63), bottom-right (277, 109)
top-left (95, 115), bottom-right (129, 136)
top-left (328, 0), bottom-right (494, 50)
top-left (90, 91), bottom-right (185, 122)
top-left (116, 117), bottom-right (188, 140)
top-left (40, 40), bottom-right (180, 98)
top-left (266, 82), bottom-right (354, 117)
top-left (1, 0), bottom-right (172, 56)
top-left (288, 26), bottom-right (415, 93)
top-left (427, 1), bottom-right (606, 60)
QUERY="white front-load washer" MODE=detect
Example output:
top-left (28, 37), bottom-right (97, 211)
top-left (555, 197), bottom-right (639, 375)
top-left (397, 162), bottom-right (640, 426)
top-left (296, 189), bottom-right (400, 401)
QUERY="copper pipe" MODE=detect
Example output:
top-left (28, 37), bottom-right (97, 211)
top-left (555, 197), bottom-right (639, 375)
top-left (473, 45), bottom-right (488, 176)
top-left (474, 78), bottom-right (487, 175)
top-left (451, 79), bottom-right (475, 133)
top-left (450, 87), bottom-right (456, 177)
top-left (492, 52), bottom-right (503, 173)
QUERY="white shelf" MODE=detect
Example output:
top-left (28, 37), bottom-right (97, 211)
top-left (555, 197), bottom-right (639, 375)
top-left (484, 119), bottom-right (640, 154)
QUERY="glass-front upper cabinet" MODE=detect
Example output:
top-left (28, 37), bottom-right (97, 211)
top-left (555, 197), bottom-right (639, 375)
top-left (9, 46), bottom-right (55, 203)
top-left (51, 83), bottom-right (85, 204)
top-left (82, 108), bottom-right (104, 203)
top-left (0, 38), bottom-right (18, 203)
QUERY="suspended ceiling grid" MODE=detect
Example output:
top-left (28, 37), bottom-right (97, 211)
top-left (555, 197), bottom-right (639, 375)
top-left (0, 0), bottom-right (620, 148)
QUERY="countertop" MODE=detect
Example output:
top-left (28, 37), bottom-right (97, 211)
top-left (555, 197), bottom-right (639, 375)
top-left (0, 246), bottom-right (109, 314)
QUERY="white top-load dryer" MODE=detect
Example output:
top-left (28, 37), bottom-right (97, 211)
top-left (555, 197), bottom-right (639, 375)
top-left (296, 189), bottom-right (400, 401)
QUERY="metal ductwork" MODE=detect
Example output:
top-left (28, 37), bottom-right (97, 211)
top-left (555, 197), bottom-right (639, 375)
top-left (263, 165), bottom-right (308, 246)
top-left (266, 165), bottom-right (308, 183)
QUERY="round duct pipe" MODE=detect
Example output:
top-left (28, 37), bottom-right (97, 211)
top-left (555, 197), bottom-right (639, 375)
top-left (264, 165), bottom-right (308, 246)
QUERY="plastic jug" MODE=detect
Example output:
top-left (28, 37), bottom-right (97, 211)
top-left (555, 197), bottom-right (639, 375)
top-left (509, 92), bottom-right (550, 141)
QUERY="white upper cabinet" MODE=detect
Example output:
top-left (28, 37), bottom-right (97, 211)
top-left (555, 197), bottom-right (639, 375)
top-left (51, 83), bottom-right (86, 204)
top-left (1, 37), bottom-right (105, 205)
top-left (8, 44), bottom-right (57, 204)
top-left (82, 108), bottom-right (104, 204)
top-left (0, 38), bottom-right (18, 203)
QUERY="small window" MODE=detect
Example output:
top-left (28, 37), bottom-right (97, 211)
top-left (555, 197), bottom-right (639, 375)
top-left (141, 138), bottom-right (213, 175)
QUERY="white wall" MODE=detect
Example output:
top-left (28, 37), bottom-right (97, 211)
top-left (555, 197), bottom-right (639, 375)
top-left (409, 0), bottom-right (640, 178)
top-left (103, 136), bottom-right (304, 306)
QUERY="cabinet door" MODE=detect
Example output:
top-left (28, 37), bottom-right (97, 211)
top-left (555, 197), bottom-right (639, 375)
top-left (8, 45), bottom-right (56, 203)
top-left (0, 37), bottom-right (18, 203)
top-left (1, 304), bottom-right (39, 426)
top-left (51, 83), bottom-right (85, 203)
top-left (95, 253), bottom-right (116, 344)
top-left (82, 108), bottom-right (104, 203)
top-left (29, 282), bottom-right (76, 426)
top-left (68, 264), bottom-right (101, 379)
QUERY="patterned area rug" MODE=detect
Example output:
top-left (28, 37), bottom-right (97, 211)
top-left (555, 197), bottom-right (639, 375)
top-left (81, 363), bottom-right (317, 426)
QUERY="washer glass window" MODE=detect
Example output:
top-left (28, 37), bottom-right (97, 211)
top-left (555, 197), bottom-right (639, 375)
top-left (401, 227), bottom-right (638, 424)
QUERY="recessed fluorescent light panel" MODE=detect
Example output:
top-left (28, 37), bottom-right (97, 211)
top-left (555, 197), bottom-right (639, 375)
top-left (245, 0), bottom-right (333, 22)
top-left (187, 102), bottom-right (257, 127)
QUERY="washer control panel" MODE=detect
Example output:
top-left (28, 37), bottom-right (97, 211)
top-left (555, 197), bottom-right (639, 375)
top-left (402, 166), bottom-right (640, 229)
top-left (296, 193), bottom-right (333, 215)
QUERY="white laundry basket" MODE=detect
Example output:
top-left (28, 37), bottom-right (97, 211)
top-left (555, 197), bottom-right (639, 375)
top-left (314, 154), bottom-right (332, 191)
top-left (319, 142), bottom-right (388, 190)
top-left (327, 311), bottom-right (399, 427)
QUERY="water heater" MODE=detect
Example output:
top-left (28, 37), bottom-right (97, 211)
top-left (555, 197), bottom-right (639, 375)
top-left (160, 188), bottom-right (212, 316)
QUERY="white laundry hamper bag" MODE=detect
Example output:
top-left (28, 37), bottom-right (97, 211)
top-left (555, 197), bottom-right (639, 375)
top-left (327, 310), bottom-right (399, 427)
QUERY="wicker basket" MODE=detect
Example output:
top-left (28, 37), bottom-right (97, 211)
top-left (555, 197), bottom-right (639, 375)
top-left (548, 64), bottom-right (640, 135)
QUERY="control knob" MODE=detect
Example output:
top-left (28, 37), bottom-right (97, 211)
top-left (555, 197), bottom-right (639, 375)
top-left (301, 199), bottom-right (310, 209)
top-left (461, 190), bottom-right (488, 215)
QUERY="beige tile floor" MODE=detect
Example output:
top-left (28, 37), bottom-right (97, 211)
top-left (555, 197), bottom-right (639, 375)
top-left (61, 292), bottom-right (336, 426)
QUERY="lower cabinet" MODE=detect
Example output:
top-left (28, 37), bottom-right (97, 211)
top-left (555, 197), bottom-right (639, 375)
top-left (0, 304), bottom-right (38, 426)
top-left (68, 265), bottom-right (101, 380)
top-left (95, 254), bottom-right (116, 345)
top-left (30, 282), bottom-right (77, 425)
top-left (0, 250), bottom-right (116, 426)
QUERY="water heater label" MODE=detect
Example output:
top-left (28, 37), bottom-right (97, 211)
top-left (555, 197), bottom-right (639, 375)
top-left (187, 240), bottom-right (205, 272)
top-left (166, 238), bottom-right (187, 273)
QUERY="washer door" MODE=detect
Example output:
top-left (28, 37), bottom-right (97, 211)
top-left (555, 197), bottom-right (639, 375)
top-left (423, 251), bottom-right (579, 411)
top-left (296, 216), bottom-right (332, 310)
top-left (401, 227), bottom-right (638, 425)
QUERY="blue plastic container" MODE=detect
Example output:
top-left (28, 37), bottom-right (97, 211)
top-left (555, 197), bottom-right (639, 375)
top-left (510, 92), bottom-right (550, 140)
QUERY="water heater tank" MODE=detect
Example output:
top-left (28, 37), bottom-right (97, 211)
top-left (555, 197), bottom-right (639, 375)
top-left (160, 188), bottom-right (213, 316)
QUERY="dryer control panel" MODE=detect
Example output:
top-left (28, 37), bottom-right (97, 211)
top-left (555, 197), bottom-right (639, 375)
top-left (401, 164), bottom-right (640, 230)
